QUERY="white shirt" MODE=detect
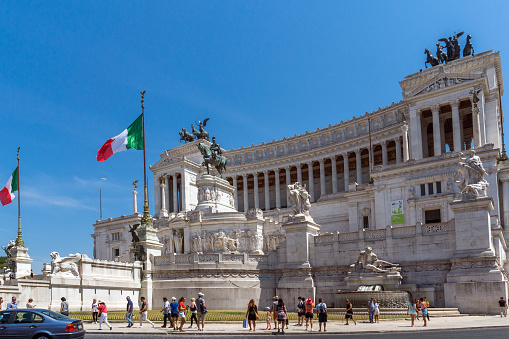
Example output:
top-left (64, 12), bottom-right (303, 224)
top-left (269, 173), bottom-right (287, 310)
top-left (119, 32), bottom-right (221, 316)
top-left (92, 302), bottom-right (99, 312)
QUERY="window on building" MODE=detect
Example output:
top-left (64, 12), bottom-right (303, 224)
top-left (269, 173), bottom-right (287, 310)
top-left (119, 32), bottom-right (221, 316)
top-left (113, 248), bottom-right (120, 257)
top-left (420, 184), bottom-right (426, 196)
top-left (436, 181), bottom-right (442, 194)
top-left (428, 182), bottom-right (434, 195)
top-left (363, 216), bottom-right (369, 229)
top-left (424, 209), bottom-right (441, 224)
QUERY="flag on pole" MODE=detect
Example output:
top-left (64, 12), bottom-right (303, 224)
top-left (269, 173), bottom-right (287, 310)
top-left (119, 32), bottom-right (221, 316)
top-left (97, 114), bottom-right (144, 161)
top-left (0, 167), bottom-right (19, 206)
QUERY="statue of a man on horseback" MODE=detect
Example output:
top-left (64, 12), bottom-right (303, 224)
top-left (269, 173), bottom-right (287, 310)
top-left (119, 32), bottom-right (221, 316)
top-left (198, 136), bottom-right (227, 177)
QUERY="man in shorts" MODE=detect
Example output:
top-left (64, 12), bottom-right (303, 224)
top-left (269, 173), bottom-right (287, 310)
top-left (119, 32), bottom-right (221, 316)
top-left (316, 298), bottom-right (327, 332)
top-left (297, 297), bottom-right (304, 326)
top-left (196, 292), bottom-right (207, 331)
top-left (498, 297), bottom-right (508, 317)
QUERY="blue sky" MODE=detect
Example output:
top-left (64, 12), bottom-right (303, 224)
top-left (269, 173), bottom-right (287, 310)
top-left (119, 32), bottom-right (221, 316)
top-left (1, 1), bottom-right (508, 270)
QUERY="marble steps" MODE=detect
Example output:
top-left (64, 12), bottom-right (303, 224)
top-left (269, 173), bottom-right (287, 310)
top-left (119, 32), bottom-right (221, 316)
top-left (327, 307), bottom-right (463, 316)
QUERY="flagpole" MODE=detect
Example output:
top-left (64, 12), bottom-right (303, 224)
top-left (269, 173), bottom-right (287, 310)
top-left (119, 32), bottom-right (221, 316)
top-left (140, 91), bottom-right (152, 226)
top-left (16, 147), bottom-right (24, 247)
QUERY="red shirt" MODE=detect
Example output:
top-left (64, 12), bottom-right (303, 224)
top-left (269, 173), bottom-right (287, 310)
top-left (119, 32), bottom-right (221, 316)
top-left (179, 302), bottom-right (186, 311)
top-left (98, 304), bottom-right (107, 313)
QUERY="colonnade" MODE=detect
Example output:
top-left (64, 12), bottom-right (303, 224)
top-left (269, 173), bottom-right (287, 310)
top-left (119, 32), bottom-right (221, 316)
top-left (227, 135), bottom-right (408, 212)
top-left (409, 96), bottom-right (484, 160)
top-left (157, 173), bottom-right (183, 216)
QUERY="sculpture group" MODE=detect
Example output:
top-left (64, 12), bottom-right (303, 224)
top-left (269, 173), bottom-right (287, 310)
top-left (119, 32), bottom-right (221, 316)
top-left (179, 118), bottom-right (210, 142)
top-left (455, 149), bottom-right (488, 197)
top-left (50, 252), bottom-right (81, 277)
top-left (287, 182), bottom-right (311, 218)
top-left (424, 32), bottom-right (474, 68)
top-left (350, 246), bottom-right (400, 274)
top-left (198, 136), bottom-right (227, 176)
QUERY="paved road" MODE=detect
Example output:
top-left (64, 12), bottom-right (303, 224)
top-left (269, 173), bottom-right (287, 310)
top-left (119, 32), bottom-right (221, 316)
top-left (85, 327), bottom-right (509, 338)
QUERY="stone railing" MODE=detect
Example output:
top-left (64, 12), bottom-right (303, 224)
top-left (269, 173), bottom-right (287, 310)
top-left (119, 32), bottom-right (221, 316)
top-left (223, 254), bottom-right (244, 262)
top-left (175, 254), bottom-right (194, 264)
top-left (391, 226), bottom-right (416, 238)
top-left (422, 222), bottom-right (450, 235)
top-left (314, 233), bottom-right (334, 244)
top-left (154, 253), bottom-right (269, 265)
top-left (338, 231), bottom-right (359, 243)
top-left (198, 254), bottom-right (220, 263)
top-left (363, 229), bottom-right (386, 241)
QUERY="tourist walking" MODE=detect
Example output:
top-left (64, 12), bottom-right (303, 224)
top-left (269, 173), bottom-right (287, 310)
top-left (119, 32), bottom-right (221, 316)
top-left (276, 298), bottom-right (287, 334)
top-left (264, 306), bottom-right (272, 330)
top-left (170, 297), bottom-right (179, 329)
top-left (26, 298), bottom-right (36, 308)
top-left (160, 297), bottom-right (172, 328)
top-left (97, 300), bottom-right (112, 330)
top-left (345, 299), bottom-right (356, 325)
top-left (367, 297), bottom-right (376, 323)
top-left (297, 296), bottom-right (304, 326)
top-left (126, 296), bottom-right (134, 328)
top-left (271, 296), bottom-right (278, 329)
top-left (407, 299), bottom-right (417, 327)
top-left (138, 296), bottom-right (155, 328)
top-left (7, 296), bottom-right (17, 309)
top-left (60, 297), bottom-right (69, 316)
top-left (373, 299), bottom-right (380, 323)
top-left (92, 299), bottom-right (99, 324)
top-left (196, 292), bottom-right (207, 331)
top-left (498, 297), bottom-right (508, 317)
top-left (424, 297), bottom-right (430, 321)
top-left (415, 298), bottom-right (421, 320)
top-left (245, 299), bottom-right (259, 331)
top-left (189, 297), bottom-right (197, 328)
top-left (419, 298), bottom-right (428, 326)
top-left (304, 298), bottom-right (314, 331)
top-left (178, 297), bottom-right (187, 332)
top-left (316, 297), bottom-right (327, 332)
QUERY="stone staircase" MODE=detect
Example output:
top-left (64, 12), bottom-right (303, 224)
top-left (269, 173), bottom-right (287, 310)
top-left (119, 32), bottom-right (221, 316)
top-left (328, 307), bottom-right (463, 316)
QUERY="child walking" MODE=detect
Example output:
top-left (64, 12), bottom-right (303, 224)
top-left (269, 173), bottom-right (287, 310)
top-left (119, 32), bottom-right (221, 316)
top-left (264, 307), bottom-right (272, 330)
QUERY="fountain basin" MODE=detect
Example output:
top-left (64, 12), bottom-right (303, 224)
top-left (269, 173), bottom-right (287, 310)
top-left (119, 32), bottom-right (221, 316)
top-left (335, 290), bottom-right (411, 308)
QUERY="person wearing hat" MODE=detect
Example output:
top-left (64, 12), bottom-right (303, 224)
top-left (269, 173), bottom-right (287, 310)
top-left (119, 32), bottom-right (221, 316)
top-left (97, 300), bottom-right (112, 330)
top-left (305, 298), bottom-right (314, 331)
top-left (196, 292), bottom-right (207, 331)
top-left (271, 296), bottom-right (278, 329)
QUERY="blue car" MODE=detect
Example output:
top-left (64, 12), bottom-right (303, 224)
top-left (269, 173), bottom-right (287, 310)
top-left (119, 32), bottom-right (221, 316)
top-left (0, 308), bottom-right (85, 339)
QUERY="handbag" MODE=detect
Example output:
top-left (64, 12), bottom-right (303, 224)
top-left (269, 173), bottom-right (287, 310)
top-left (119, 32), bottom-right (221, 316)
top-left (243, 318), bottom-right (248, 328)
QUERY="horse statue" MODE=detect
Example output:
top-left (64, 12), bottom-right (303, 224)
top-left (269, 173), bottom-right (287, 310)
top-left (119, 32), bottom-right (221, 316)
top-left (436, 43), bottom-right (447, 64)
top-left (191, 124), bottom-right (210, 140)
top-left (424, 49), bottom-right (439, 69)
top-left (179, 128), bottom-right (195, 142)
top-left (463, 34), bottom-right (474, 57)
top-left (197, 142), bottom-right (227, 176)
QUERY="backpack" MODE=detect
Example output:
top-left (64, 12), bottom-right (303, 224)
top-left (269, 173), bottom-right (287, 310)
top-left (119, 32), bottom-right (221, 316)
top-left (317, 302), bottom-right (326, 314)
top-left (277, 305), bottom-right (286, 320)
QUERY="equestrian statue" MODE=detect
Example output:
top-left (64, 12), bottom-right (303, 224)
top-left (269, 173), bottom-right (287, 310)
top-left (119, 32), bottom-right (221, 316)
top-left (198, 135), bottom-right (227, 177)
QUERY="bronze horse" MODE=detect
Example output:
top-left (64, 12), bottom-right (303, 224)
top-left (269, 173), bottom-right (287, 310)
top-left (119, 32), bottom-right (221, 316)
top-left (424, 49), bottom-right (439, 69)
top-left (198, 142), bottom-right (227, 176)
top-left (463, 34), bottom-right (474, 57)
top-left (179, 128), bottom-right (195, 142)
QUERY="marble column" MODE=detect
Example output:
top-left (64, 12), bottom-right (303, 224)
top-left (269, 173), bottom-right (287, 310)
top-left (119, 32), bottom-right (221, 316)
top-left (503, 179), bottom-right (509, 227)
top-left (395, 138), bottom-right (402, 163)
top-left (307, 162), bottom-right (315, 202)
top-left (402, 123), bottom-right (409, 162)
top-left (355, 149), bottom-right (362, 185)
top-left (381, 141), bottom-right (388, 166)
top-left (297, 164), bottom-right (302, 184)
top-left (451, 99), bottom-right (462, 152)
top-left (264, 170), bottom-right (270, 211)
top-left (275, 168), bottom-right (281, 209)
top-left (180, 171), bottom-right (187, 211)
top-left (343, 153), bottom-right (350, 192)
top-left (331, 156), bottom-right (338, 193)
top-left (253, 173), bottom-right (259, 209)
top-left (471, 95), bottom-right (482, 148)
top-left (133, 187), bottom-right (138, 214)
top-left (460, 113), bottom-right (466, 150)
top-left (431, 104), bottom-right (442, 156)
top-left (285, 167), bottom-right (291, 203)
top-left (478, 90), bottom-right (486, 146)
top-left (160, 180), bottom-right (168, 217)
top-left (440, 116), bottom-right (446, 153)
top-left (165, 176), bottom-right (170, 214)
top-left (409, 106), bottom-right (423, 159)
top-left (232, 176), bottom-right (238, 211)
top-left (243, 175), bottom-right (249, 212)
top-left (172, 174), bottom-right (179, 213)
top-left (319, 159), bottom-right (326, 196)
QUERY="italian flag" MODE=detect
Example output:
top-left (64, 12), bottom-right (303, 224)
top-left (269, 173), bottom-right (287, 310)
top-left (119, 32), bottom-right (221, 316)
top-left (97, 114), bottom-right (144, 161)
top-left (0, 167), bottom-right (19, 206)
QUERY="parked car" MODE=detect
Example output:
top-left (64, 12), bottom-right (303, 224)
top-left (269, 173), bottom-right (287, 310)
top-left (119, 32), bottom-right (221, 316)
top-left (0, 308), bottom-right (85, 339)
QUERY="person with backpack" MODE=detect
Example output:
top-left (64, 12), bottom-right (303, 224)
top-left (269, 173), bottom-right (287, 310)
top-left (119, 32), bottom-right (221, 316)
top-left (297, 297), bottom-right (305, 326)
top-left (196, 292), bottom-right (207, 331)
top-left (316, 298), bottom-right (327, 332)
top-left (304, 298), bottom-right (314, 331)
top-left (276, 298), bottom-right (287, 334)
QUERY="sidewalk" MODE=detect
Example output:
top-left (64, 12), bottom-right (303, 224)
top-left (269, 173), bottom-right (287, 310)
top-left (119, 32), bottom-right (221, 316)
top-left (84, 315), bottom-right (509, 335)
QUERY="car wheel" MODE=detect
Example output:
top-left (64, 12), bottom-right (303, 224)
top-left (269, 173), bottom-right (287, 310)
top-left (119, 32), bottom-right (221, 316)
top-left (34, 335), bottom-right (52, 339)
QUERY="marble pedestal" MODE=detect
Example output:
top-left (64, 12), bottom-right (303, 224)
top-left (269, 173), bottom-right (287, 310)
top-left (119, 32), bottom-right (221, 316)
top-left (10, 245), bottom-right (33, 279)
top-left (445, 196), bottom-right (507, 314)
top-left (137, 223), bottom-right (163, 310)
top-left (277, 215), bottom-right (320, 308)
top-left (195, 174), bottom-right (236, 213)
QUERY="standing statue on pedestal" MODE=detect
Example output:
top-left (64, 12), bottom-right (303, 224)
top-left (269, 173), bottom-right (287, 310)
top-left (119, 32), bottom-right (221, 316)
top-left (350, 246), bottom-right (400, 274)
top-left (287, 182), bottom-right (312, 220)
top-left (197, 136), bottom-right (228, 176)
top-left (455, 149), bottom-right (489, 197)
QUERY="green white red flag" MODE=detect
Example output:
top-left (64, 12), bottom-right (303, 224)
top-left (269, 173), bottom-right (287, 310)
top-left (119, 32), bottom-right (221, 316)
top-left (0, 167), bottom-right (19, 206)
top-left (97, 114), bottom-right (144, 161)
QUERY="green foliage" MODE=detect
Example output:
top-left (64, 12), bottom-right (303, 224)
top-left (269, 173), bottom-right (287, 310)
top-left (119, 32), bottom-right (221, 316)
top-left (0, 256), bottom-right (7, 268)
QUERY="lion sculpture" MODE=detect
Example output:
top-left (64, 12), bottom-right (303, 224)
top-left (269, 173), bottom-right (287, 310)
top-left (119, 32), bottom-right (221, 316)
top-left (50, 252), bottom-right (81, 277)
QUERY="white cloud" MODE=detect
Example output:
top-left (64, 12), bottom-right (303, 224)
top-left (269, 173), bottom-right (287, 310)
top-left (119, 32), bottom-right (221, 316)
top-left (23, 188), bottom-right (96, 211)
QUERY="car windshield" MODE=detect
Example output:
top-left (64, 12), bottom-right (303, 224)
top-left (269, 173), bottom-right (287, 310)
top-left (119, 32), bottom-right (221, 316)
top-left (40, 310), bottom-right (69, 320)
